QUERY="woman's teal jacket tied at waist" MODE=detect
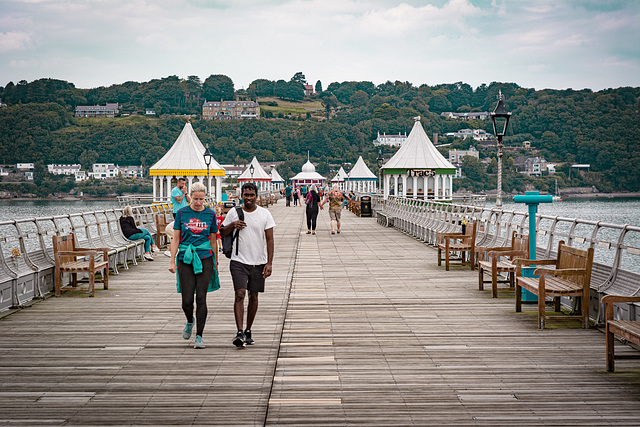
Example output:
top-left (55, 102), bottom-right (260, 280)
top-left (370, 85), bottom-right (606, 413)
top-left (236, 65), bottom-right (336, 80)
top-left (176, 242), bottom-right (220, 293)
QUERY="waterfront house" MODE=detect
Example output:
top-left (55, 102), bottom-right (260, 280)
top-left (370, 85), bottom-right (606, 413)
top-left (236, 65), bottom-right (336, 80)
top-left (90, 163), bottom-right (119, 179)
top-left (444, 128), bottom-right (493, 141)
top-left (16, 163), bottom-right (34, 181)
top-left (448, 147), bottom-right (480, 178)
top-left (441, 111), bottom-right (490, 121)
top-left (373, 132), bottom-right (407, 147)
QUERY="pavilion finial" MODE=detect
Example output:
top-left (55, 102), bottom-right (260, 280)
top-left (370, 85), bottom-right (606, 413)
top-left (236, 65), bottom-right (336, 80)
top-left (414, 116), bottom-right (421, 122)
top-left (497, 90), bottom-right (504, 101)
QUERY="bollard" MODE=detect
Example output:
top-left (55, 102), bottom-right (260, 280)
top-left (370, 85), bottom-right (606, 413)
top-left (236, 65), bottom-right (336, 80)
top-left (513, 191), bottom-right (553, 302)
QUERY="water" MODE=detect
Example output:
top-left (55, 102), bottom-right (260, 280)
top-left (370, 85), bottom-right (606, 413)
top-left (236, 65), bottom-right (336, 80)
top-left (0, 199), bottom-right (117, 223)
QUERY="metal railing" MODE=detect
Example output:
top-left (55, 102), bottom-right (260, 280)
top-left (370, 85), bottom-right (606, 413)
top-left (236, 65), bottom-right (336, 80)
top-left (372, 195), bottom-right (640, 325)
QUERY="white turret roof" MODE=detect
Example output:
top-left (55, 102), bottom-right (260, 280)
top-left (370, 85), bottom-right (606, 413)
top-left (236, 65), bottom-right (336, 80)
top-left (238, 157), bottom-right (271, 180)
top-left (270, 168), bottom-right (285, 183)
top-left (331, 167), bottom-right (348, 183)
top-left (291, 160), bottom-right (326, 181)
top-left (382, 118), bottom-right (455, 170)
top-left (150, 122), bottom-right (224, 174)
top-left (347, 156), bottom-right (377, 179)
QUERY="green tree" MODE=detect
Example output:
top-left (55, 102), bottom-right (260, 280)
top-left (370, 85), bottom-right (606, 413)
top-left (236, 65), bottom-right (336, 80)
top-left (315, 80), bottom-right (322, 93)
top-left (79, 149), bottom-right (99, 170)
top-left (202, 74), bottom-right (235, 101)
top-left (291, 72), bottom-right (307, 84)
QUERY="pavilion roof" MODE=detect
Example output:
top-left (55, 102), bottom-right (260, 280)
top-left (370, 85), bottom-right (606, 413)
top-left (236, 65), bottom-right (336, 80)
top-left (347, 156), bottom-right (377, 179)
top-left (331, 167), bottom-right (348, 182)
top-left (238, 157), bottom-right (271, 180)
top-left (382, 118), bottom-right (455, 170)
top-left (150, 122), bottom-right (224, 176)
top-left (270, 168), bottom-right (285, 183)
top-left (291, 160), bottom-right (326, 181)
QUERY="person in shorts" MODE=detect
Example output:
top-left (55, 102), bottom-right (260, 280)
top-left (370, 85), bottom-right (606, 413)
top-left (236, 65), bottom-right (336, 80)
top-left (321, 184), bottom-right (345, 234)
top-left (219, 182), bottom-right (275, 348)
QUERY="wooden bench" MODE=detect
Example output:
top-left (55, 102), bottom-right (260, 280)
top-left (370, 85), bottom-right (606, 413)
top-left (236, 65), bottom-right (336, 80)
top-left (155, 213), bottom-right (170, 248)
top-left (53, 233), bottom-right (109, 297)
top-left (477, 231), bottom-right (529, 298)
top-left (602, 295), bottom-right (640, 372)
top-left (514, 241), bottom-right (594, 329)
top-left (436, 221), bottom-right (477, 271)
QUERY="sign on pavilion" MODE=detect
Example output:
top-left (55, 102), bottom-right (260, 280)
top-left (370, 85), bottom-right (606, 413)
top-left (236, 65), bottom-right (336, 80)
top-left (149, 122), bottom-right (225, 203)
top-left (345, 156), bottom-right (377, 193)
top-left (381, 117), bottom-right (456, 200)
top-left (238, 157), bottom-right (272, 193)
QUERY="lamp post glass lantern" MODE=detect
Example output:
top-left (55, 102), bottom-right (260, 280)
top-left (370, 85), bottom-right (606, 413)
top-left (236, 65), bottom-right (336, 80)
top-left (490, 90), bottom-right (511, 208)
top-left (376, 149), bottom-right (384, 194)
top-left (203, 145), bottom-right (212, 195)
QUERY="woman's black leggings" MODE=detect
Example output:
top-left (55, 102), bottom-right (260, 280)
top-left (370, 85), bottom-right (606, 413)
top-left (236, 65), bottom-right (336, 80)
top-left (306, 205), bottom-right (319, 230)
top-left (178, 257), bottom-right (213, 336)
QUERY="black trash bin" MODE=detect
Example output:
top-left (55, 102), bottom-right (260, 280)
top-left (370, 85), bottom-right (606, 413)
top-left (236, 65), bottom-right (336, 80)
top-left (222, 201), bottom-right (236, 215)
top-left (360, 196), bottom-right (372, 217)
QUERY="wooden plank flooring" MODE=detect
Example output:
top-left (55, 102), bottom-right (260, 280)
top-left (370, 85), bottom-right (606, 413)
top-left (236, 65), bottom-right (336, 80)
top-left (2, 202), bottom-right (640, 425)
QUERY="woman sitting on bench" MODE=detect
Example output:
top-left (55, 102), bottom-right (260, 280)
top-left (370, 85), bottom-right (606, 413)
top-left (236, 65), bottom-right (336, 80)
top-left (120, 206), bottom-right (158, 261)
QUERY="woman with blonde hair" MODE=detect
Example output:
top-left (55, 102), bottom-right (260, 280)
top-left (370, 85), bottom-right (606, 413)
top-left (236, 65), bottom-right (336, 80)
top-left (168, 182), bottom-right (220, 349)
top-left (120, 206), bottom-right (158, 261)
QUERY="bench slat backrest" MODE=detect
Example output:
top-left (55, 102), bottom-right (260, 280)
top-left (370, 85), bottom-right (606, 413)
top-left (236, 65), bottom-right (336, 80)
top-left (557, 242), bottom-right (594, 287)
top-left (52, 234), bottom-right (77, 265)
top-left (512, 232), bottom-right (529, 254)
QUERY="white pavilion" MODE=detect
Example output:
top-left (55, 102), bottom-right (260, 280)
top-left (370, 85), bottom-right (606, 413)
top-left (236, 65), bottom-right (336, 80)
top-left (381, 117), bottom-right (456, 201)
top-left (270, 168), bottom-right (285, 192)
top-left (149, 122), bottom-right (225, 203)
top-left (330, 167), bottom-right (348, 191)
top-left (238, 157), bottom-right (272, 193)
top-left (291, 160), bottom-right (326, 190)
top-left (345, 156), bottom-right (377, 194)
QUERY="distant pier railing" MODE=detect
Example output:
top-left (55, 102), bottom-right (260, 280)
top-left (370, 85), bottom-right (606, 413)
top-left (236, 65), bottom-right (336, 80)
top-left (0, 203), bottom-right (173, 312)
top-left (372, 195), bottom-right (640, 325)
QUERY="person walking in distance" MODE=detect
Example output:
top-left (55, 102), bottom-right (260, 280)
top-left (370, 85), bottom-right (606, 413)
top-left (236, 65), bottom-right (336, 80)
top-left (320, 184), bottom-right (344, 235)
top-left (171, 177), bottom-right (190, 219)
top-left (168, 182), bottom-right (220, 349)
top-left (305, 184), bottom-right (322, 235)
top-left (284, 184), bottom-right (292, 207)
top-left (219, 182), bottom-right (275, 348)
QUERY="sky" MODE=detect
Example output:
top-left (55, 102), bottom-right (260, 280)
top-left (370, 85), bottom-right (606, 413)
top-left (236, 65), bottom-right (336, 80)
top-left (1, 0), bottom-right (639, 92)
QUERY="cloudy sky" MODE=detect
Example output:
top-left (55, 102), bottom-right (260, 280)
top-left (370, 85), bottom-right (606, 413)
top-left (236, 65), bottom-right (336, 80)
top-left (1, 0), bottom-right (639, 91)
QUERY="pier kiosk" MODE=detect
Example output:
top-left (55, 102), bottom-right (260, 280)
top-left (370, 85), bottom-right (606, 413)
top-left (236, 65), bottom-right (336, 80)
top-left (513, 191), bottom-right (553, 301)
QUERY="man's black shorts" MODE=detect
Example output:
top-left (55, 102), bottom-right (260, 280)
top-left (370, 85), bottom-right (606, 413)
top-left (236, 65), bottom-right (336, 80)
top-left (230, 260), bottom-right (266, 293)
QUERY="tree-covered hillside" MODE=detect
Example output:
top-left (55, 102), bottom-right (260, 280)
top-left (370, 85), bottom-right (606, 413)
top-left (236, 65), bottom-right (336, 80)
top-left (1, 76), bottom-right (639, 192)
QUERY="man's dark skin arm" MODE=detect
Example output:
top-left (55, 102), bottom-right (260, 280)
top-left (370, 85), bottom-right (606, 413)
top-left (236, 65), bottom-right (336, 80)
top-left (219, 219), bottom-right (246, 237)
top-left (263, 227), bottom-right (274, 278)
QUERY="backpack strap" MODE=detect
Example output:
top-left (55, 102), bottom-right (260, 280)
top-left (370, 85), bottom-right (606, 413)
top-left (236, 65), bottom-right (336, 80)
top-left (234, 206), bottom-right (244, 256)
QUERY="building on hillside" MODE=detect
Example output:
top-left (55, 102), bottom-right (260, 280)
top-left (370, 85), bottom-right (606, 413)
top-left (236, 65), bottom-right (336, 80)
top-left (120, 165), bottom-right (144, 178)
top-left (221, 165), bottom-right (244, 180)
top-left (381, 117), bottom-right (456, 201)
top-left (16, 163), bottom-right (34, 181)
top-left (514, 157), bottom-right (548, 176)
top-left (448, 147), bottom-right (480, 178)
top-left (202, 100), bottom-right (260, 120)
top-left (373, 132), bottom-right (407, 147)
top-left (441, 111), bottom-right (490, 121)
top-left (0, 99), bottom-right (7, 108)
top-left (75, 103), bottom-right (119, 118)
top-left (90, 163), bottom-right (119, 179)
top-left (303, 84), bottom-right (314, 97)
top-left (47, 163), bottom-right (88, 181)
top-left (444, 128), bottom-right (493, 141)
top-left (149, 122), bottom-right (226, 203)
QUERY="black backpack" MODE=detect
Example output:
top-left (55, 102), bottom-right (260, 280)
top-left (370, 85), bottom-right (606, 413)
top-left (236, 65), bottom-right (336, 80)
top-left (222, 206), bottom-right (244, 259)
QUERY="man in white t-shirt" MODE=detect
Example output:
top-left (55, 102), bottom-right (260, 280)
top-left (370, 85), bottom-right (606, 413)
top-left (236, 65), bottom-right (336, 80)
top-left (220, 182), bottom-right (275, 348)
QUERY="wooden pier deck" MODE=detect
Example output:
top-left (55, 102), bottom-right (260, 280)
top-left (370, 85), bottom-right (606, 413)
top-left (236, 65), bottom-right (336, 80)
top-left (2, 202), bottom-right (640, 426)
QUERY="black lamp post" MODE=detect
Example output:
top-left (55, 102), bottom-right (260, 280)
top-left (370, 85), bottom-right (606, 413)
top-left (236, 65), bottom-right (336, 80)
top-left (249, 164), bottom-right (255, 185)
top-left (376, 149), bottom-right (384, 194)
top-left (490, 90), bottom-right (511, 208)
top-left (203, 144), bottom-right (212, 196)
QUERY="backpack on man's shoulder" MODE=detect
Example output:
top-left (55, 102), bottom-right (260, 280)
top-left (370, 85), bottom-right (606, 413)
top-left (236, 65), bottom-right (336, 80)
top-left (222, 206), bottom-right (244, 259)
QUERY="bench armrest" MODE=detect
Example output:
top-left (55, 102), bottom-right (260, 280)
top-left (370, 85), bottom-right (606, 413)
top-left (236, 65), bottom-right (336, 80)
top-left (534, 267), bottom-right (587, 277)
top-left (602, 295), bottom-right (640, 321)
top-left (56, 250), bottom-right (98, 258)
top-left (486, 249), bottom-right (527, 259)
top-left (436, 232), bottom-right (464, 239)
top-left (512, 258), bottom-right (557, 267)
top-left (477, 246), bottom-right (510, 254)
